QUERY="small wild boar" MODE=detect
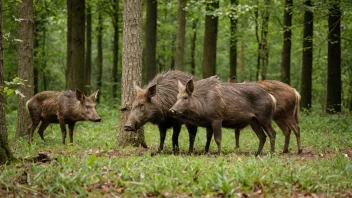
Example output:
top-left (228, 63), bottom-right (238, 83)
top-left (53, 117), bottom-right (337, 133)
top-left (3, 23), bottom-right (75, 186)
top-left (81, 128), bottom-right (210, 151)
top-left (169, 76), bottom-right (277, 155)
top-left (124, 70), bottom-right (198, 153)
top-left (26, 89), bottom-right (101, 145)
top-left (229, 77), bottom-right (302, 154)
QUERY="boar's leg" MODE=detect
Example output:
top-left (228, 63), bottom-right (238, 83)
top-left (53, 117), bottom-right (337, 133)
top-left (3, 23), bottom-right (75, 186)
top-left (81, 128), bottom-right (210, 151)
top-left (287, 120), bottom-right (302, 154)
top-left (68, 123), bottom-right (76, 144)
top-left (205, 127), bottom-right (213, 153)
top-left (275, 119), bottom-right (291, 153)
top-left (261, 124), bottom-right (276, 154)
top-left (59, 121), bottom-right (67, 144)
top-left (37, 121), bottom-right (50, 141)
top-left (185, 124), bottom-right (197, 154)
top-left (212, 120), bottom-right (222, 155)
top-left (235, 129), bottom-right (241, 149)
top-left (28, 118), bottom-right (40, 145)
top-left (172, 123), bottom-right (181, 153)
top-left (249, 119), bottom-right (267, 156)
top-left (158, 125), bottom-right (167, 152)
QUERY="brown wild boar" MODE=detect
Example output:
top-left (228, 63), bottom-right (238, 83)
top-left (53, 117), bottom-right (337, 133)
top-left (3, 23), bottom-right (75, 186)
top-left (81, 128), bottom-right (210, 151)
top-left (124, 70), bottom-right (198, 153)
top-left (229, 77), bottom-right (302, 154)
top-left (26, 89), bottom-right (101, 145)
top-left (169, 76), bottom-right (277, 155)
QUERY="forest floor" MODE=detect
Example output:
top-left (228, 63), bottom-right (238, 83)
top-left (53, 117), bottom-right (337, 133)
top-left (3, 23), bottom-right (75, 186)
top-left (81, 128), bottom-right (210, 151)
top-left (1, 106), bottom-right (352, 197)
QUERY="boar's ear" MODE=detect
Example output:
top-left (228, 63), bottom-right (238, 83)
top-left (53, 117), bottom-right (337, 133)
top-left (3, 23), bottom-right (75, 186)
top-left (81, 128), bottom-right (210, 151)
top-left (133, 82), bottom-right (143, 94)
top-left (228, 76), bottom-right (236, 83)
top-left (89, 89), bottom-right (99, 101)
top-left (75, 89), bottom-right (86, 102)
top-left (146, 84), bottom-right (157, 99)
top-left (185, 79), bottom-right (194, 95)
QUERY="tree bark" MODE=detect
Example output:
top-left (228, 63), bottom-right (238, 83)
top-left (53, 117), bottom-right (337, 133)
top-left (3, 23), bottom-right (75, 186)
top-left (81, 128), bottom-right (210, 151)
top-left (254, 2), bottom-right (260, 81)
top-left (16, 0), bottom-right (34, 138)
top-left (0, 1), bottom-right (16, 164)
top-left (112, 0), bottom-right (119, 100)
top-left (260, 0), bottom-right (270, 80)
top-left (326, 1), bottom-right (341, 113)
top-left (229, 0), bottom-right (238, 79)
top-left (144, 0), bottom-right (157, 84)
top-left (280, 0), bottom-right (293, 84)
top-left (66, 0), bottom-right (85, 91)
top-left (202, 0), bottom-right (219, 78)
top-left (190, 18), bottom-right (198, 75)
top-left (96, 8), bottom-right (103, 103)
top-left (66, 0), bottom-right (72, 89)
top-left (117, 0), bottom-right (147, 148)
top-left (85, 4), bottom-right (92, 94)
top-left (240, 40), bottom-right (245, 81)
top-left (174, 0), bottom-right (187, 71)
top-left (300, 0), bottom-right (313, 110)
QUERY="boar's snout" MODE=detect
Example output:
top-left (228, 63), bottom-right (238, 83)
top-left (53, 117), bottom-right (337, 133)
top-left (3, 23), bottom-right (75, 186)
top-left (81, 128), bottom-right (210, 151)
top-left (124, 123), bottom-right (135, 131)
top-left (94, 117), bottom-right (101, 122)
top-left (169, 108), bottom-right (180, 117)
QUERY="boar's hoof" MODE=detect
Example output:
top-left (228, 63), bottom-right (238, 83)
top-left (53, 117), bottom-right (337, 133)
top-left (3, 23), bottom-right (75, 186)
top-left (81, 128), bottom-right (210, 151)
top-left (94, 117), bottom-right (101, 122)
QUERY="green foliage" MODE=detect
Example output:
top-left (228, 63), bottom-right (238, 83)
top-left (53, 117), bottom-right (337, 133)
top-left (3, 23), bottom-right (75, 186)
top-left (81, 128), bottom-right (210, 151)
top-left (1, 107), bottom-right (352, 196)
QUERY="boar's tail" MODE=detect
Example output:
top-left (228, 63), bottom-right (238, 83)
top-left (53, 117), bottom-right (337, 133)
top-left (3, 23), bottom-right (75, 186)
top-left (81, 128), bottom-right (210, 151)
top-left (293, 89), bottom-right (301, 124)
top-left (268, 93), bottom-right (277, 113)
top-left (26, 99), bottom-right (31, 113)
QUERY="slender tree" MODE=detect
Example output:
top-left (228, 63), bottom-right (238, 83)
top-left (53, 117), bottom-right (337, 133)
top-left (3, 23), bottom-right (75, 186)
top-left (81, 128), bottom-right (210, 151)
top-left (16, 0), bottom-right (34, 137)
top-left (0, 0), bottom-right (16, 164)
top-left (144, 0), bottom-right (157, 84)
top-left (66, 0), bottom-right (85, 91)
top-left (112, 0), bottom-right (119, 99)
top-left (190, 18), bottom-right (198, 75)
top-left (281, 0), bottom-right (293, 84)
top-left (300, 0), bottom-right (313, 109)
top-left (85, 4), bottom-right (92, 94)
top-left (229, 0), bottom-right (238, 79)
top-left (117, 0), bottom-right (147, 148)
top-left (174, 0), bottom-right (187, 71)
top-left (240, 40), bottom-right (245, 81)
top-left (326, 0), bottom-right (341, 113)
top-left (96, 7), bottom-right (103, 103)
top-left (202, 0), bottom-right (219, 78)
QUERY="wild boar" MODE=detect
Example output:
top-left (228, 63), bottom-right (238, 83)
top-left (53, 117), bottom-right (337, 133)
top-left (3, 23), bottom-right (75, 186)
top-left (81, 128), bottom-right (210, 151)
top-left (26, 89), bottom-right (101, 145)
top-left (124, 70), bottom-right (198, 153)
top-left (169, 76), bottom-right (277, 155)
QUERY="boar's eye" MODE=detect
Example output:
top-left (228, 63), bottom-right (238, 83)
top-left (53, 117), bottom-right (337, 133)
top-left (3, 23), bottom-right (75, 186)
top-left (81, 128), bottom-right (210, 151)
top-left (86, 105), bottom-right (91, 109)
top-left (183, 96), bottom-right (188, 100)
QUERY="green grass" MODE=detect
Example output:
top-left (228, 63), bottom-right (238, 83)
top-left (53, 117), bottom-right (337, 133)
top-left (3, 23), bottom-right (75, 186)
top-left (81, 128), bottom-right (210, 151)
top-left (1, 105), bottom-right (352, 197)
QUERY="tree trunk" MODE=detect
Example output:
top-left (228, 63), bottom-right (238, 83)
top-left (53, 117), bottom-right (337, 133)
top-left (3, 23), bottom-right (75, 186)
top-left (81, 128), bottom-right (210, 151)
top-left (174, 0), bottom-right (187, 71)
top-left (229, 0), bottom-right (238, 79)
top-left (144, 0), bottom-right (157, 84)
top-left (260, 0), bottom-right (270, 80)
top-left (202, 0), bottom-right (219, 78)
top-left (300, 0), bottom-right (313, 110)
top-left (66, 0), bottom-right (85, 91)
top-left (85, 4), bottom-right (92, 94)
top-left (254, 2), bottom-right (261, 81)
top-left (280, 0), bottom-right (293, 84)
top-left (66, 0), bottom-right (72, 89)
top-left (326, 1), bottom-right (341, 113)
top-left (112, 0), bottom-right (119, 100)
top-left (16, 0), bottom-right (34, 138)
top-left (240, 40), bottom-right (245, 82)
top-left (190, 18), bottom-right (198, 75)
top-left (0, 0), bottom-right (16, 165)
top-left (96, 8), bottom-right (103, 103)
top-left (117, 0), bottom-right (147, 148)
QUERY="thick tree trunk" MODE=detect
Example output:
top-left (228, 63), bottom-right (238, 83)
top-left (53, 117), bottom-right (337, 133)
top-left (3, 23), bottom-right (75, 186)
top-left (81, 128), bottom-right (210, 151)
top-left (202, 0), bottom-right (219, 78)
top-left (326, 1), bottom-right (341, 113)
top-left (0, 1), bottom-right (16, 164)
top-left (144, 0), bottom-right (157, 84)
top-left (300, 0), bottom-right (313, 110)
top-left (117, 0), bottom-right (147, 148)
top-left (85, 4), bottom-right (92, 94)
top-left (96, 9), bottom-right (103, 103)
top-left (280, 0), bottom-right (293, 84)
top-left (229, 0), bottom-right (238, 79)
top-left (66, 0), bottom-right (85, 91)
top-left (112, 0), bottom-right (119, 100)
top-left (174, 0), bottom-right (187, 71)
top-left (66, 0), bottom-right (72, 89)
top-left (260, 0), bottom-right (270, 80)
top-left (16, 0), bottom-right (34, 138)
top-left (190, 18), bottom-right (198, 75)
